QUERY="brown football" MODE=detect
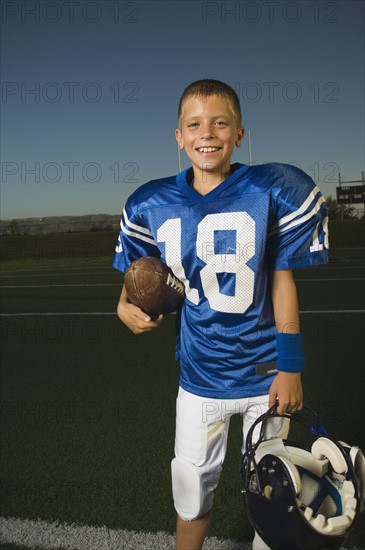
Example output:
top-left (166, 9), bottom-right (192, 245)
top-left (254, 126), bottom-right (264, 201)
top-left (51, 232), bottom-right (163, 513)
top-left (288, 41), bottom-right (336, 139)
top-left (124, 256), bottom-right (185, 319)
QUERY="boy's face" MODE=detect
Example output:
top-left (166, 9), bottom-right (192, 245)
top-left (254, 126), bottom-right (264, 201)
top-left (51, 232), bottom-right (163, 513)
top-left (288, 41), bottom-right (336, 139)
top-left (176, 94), bottom-right (244, 178)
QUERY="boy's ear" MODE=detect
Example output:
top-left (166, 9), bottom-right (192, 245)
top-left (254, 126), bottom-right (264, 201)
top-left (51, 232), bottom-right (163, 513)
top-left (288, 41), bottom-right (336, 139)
top-left (236, 126), bottom-right (245, 147)
top-left (175, 128), bottom-right (184, 149)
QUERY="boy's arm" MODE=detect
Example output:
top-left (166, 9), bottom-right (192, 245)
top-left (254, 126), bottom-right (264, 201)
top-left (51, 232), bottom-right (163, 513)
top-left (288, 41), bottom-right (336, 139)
top-left (117, 285), bottom-right (163, 334)
top-left (269, 269), bottom-right (303, 415)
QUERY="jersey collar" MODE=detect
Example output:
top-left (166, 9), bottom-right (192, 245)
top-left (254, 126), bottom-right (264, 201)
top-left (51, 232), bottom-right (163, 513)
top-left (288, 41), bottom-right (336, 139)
top-left (176, 163), bottom-right (249, 201)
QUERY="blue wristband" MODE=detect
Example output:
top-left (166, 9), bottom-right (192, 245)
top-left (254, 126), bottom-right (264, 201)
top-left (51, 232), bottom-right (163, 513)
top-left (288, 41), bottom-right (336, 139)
top-left (275, 333), bottom-right (305, 373)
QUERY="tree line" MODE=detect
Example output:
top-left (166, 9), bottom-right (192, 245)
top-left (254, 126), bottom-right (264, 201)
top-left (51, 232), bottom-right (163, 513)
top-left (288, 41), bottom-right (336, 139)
top-left (4, 197), bottom-right (363, 236)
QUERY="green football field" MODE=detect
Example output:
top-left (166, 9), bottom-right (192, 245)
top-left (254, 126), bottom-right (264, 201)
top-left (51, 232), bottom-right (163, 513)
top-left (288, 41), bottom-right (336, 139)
top-left (0, 232), bottom-right (364, 549)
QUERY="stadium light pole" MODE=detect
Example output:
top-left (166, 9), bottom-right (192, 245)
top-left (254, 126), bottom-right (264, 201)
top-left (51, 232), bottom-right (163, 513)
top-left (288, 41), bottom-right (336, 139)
top-left (177, 141), bottom-right (182, 173)
top-left (248, 129), bottom-right (252, 165)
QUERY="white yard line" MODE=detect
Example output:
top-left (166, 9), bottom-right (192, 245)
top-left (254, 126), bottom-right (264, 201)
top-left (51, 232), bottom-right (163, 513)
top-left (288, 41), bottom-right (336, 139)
top-left (0, 265), bottom-right (364, 278)
top-left (0, 515), bottom-right (357, 550)
top-left (294, 278), bottom-right (365, 281)
top-left (1, 278), bottom-right (365, 289)
top-left (1, 310), bottom-right (365, 317)
top-left (0, 516), bottom-right (247, 550)
top-left (0, 312), bottom-right (116, 316)
top-left (0, 271), bottom-right (119, 278)
top-left (1, 284), bottom-right (121, 288)
top-left (299, 310), bottom-right (365, 313)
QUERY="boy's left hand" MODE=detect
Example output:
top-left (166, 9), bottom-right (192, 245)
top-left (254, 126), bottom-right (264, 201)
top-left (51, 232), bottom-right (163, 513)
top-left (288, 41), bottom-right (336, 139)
top-left (269, 372), bottom-right (303, 415)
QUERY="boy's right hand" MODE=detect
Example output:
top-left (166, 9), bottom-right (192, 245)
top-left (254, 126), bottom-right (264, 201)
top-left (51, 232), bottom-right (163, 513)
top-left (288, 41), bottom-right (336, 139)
top-left (117, 285), bottom-right (164, 334)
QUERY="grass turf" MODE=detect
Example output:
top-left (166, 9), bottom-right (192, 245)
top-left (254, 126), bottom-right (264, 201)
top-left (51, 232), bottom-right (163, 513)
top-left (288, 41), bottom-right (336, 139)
top-left (1, 232), bottom-right (364, 547)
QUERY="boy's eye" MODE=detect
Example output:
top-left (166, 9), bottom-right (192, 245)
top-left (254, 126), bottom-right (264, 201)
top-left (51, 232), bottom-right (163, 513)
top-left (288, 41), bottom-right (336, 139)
top-left (186, 120), bottom-right (227, 128)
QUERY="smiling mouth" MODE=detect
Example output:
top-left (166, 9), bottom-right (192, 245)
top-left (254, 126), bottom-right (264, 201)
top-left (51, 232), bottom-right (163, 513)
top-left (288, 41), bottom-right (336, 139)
top-left (196, 147), bottom-right (221, 153)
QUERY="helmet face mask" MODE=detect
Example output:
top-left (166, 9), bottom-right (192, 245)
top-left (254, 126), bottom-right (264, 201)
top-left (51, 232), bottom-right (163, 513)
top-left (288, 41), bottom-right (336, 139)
top-left (241, 408), bottom-right (364, 550)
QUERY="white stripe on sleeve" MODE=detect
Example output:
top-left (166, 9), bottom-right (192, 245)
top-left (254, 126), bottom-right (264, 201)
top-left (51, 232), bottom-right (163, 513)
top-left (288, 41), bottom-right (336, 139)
top-left (120, 219), bottom-right (156, 245)
top-left (122, 207), bottom-right (152, 236)
top-left (268, 191), bottom-right (325, 237)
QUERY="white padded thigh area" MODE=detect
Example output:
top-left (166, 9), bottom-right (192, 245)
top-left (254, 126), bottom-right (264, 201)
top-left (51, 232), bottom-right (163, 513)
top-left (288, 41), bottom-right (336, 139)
top-left (171, 458), bottom-right (217, 521)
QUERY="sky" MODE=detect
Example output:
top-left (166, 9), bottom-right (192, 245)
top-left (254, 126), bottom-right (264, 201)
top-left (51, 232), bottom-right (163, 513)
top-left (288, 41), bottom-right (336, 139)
top-left (1, 0), bottom-right (364, 219)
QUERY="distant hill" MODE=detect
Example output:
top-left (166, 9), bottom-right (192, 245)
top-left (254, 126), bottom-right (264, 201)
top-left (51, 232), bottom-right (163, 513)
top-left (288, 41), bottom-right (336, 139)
top-left (0, 214), bottom-right (121, 235)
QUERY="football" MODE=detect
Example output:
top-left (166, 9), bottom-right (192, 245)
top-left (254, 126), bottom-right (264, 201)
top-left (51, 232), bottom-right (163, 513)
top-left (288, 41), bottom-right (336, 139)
top-left (124, 256), bottom-right (185, 319)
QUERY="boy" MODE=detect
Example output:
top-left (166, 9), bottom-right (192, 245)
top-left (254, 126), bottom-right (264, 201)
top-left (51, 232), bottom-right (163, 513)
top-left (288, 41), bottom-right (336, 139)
top-left (113, 79), bottom-right (328, 549)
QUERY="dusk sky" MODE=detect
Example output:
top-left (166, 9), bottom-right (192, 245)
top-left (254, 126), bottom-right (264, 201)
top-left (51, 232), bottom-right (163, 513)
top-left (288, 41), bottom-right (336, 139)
top-left (1, 0), bottom-right (364, 219)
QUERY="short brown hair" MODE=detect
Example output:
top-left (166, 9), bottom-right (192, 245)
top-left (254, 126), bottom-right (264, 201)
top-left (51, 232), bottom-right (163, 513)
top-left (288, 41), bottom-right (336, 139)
top-left (178, 79), bottom-right (242, 126)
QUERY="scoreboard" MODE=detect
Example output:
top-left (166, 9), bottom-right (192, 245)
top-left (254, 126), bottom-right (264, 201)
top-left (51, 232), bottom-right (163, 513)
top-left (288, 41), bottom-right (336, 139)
top-left (336, 173), bottom-right (365, 205)
top-left (336, 185), bottom-right (365, 205)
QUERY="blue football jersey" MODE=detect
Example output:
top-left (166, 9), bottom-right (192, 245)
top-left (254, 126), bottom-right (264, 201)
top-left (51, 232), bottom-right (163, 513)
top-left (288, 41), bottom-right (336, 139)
top-left (113, 163), bottom-right (328, 398)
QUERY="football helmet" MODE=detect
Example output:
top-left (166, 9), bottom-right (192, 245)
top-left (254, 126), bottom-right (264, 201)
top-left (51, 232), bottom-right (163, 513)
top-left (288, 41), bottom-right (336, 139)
top-left (240, 407), bottom-right (365, 550)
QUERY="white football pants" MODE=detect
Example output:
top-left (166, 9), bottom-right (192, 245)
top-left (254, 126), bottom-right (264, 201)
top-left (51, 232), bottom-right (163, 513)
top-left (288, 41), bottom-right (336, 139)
top-left (171, 387), bottom-right (289, 525)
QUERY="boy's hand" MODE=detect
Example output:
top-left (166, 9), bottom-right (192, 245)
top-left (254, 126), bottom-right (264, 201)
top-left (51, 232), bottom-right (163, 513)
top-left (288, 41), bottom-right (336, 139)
top-left (117, 285), bottom-right (163, 334)
top-left (269, 372), bottom-right (303, 415)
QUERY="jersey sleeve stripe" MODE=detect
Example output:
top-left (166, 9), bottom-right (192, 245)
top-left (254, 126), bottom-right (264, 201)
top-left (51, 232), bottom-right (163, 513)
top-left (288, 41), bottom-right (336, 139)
top-left (115, 243), bottom-right (123, 253)
top-left (123, 207), bottom-right (152, 236)
top-left (268, 194), bottom-right (325, 237)
top-left (269, 186), bottom-right (321, 232)
top-left (120, 218), bottom-right (157, 245)
top-left (310, 216), bottom-right (329, 251)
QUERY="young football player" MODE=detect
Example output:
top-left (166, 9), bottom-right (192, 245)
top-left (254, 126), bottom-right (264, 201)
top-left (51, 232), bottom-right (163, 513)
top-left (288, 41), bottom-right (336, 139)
top-left (113, 79), bottom-right (329, 550)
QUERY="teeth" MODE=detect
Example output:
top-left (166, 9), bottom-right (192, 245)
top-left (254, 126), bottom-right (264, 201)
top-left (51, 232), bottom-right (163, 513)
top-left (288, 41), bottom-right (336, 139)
top-left (198, 147), bottom-right (219, 153)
